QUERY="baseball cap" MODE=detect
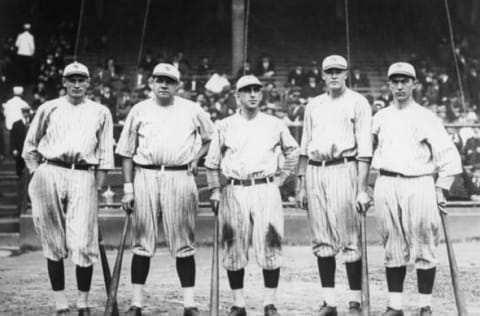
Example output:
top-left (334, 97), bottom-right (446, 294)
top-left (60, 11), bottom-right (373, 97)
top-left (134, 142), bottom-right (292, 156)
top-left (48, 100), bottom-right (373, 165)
top-left (63, 62), bottom-right (89, 77)
top-left (236, 75), bottom-right (262, 91)
top-left (387, 62), bottom-right (416, 79)
top-left (322, 55), bottom-right (348, 71)
top-left (152, 63), bottom-right (180, 82)
top-left (13, 86), bottom-right (24, 95)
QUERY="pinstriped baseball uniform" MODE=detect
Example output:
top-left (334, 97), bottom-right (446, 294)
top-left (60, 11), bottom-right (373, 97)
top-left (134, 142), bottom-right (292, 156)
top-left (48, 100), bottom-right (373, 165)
top-left (115, 96), bottom-right (214, 257)
top-left (22, 97), bottom-right (115, 267)
top-left (300, 88), bottom-right (372, 262)
top-left (372, 102), bottom-right (462, 269)
top-left (204, 112), bottom-right (299, 270)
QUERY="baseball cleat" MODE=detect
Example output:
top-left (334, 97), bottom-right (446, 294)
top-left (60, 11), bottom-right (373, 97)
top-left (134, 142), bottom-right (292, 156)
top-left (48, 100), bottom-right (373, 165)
top-left (228, 305), bottom-right (247, 316)
top-left (264, 304), bottom-right (280, 316)
top-left (419, 306), bottom-right (432, 316)
top-left (318, 301), bottom-right (337, 316)
top-left (382, 306), bottom-right (404, 316)
top-left (348, 301), bottom-right (361, 315)
top-left (184, 306), bottom-right (200, 316)
top-left (55, 308), bottom-right (70, 316)
top-left (126, 305), bottom-right (142, 316)
top-left (77, 307), bottom-right (90, 316)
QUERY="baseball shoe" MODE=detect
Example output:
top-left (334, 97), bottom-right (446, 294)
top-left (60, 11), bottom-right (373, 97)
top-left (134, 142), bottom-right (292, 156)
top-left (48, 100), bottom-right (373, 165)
top-left (126, 305), bottom-right (142, 316)
top-left (228, 305), bottom-right (247, 316)
top-left (419, 306), bottom-right (433, 316)
top-left (264, 304), bottom-right (280, 316)
top-left (184, 306), bottom-right (200, 316)
top-left (55, 309), bottom-right (70, 316)
top-left (348, 301), bottom-right (361, 315)
top-left (382, 307), bottom-right (404, 316)
top-left (77, 307), bottom-right (90, 316)
top-left (318, 301), bottom-right (337, 316)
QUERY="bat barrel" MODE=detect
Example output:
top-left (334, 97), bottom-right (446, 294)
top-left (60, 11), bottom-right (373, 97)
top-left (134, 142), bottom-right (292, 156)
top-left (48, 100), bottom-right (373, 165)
top-left (360, 213), bottom-right (370, 316)
top-left (209, 215), bottom-right (220, 316)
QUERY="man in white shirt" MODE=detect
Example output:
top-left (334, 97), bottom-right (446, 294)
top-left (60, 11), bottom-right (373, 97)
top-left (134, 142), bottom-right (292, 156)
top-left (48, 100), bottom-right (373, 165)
top-left (3, 86), bottom-right (30, 131)
top-left (14, 23), bottom-right (35, 84)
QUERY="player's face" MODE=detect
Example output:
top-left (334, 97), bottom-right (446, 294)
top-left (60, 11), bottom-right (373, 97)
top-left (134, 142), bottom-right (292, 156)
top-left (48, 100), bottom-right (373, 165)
top-left (63, 75), bottom-right (89, 99)
top-left (389, 75), bottom-right (416, 102)
top-left (237, 85), bottom-right (262, 110)
top-left (151, 76), bottom-right (178, 103)
top-left (322, 68), bottom-right (348, 92)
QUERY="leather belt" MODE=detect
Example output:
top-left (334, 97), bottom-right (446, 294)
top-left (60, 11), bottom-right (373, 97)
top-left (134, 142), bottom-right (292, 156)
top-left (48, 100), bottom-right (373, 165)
top-left (379, 169), bottom-right (422, 178)
top-left (228, 176), bottom-right (274, 186)
top-left (46, 160), bottom-right (95, 171)
top-left (308, 156), bottom-right (356, 167)
top-left (136, 164), bottom-right (189, 171)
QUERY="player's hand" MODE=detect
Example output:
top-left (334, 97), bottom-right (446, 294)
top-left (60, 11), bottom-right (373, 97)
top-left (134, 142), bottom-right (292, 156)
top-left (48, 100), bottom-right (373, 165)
top-left (209, 188), bottom-right (220, 215)
top-left (436, 187), bottom-right (448, 215)
top-left (274, 172), bottom-right (288, 187)
top-left (121, 193), bottom-right (135, 214)
top-left (296, 187), bottom-right (308, 210)
top-left (188, 160), bottom-right (199, 176)
top-left (355, 191), bottom-right (372, 214)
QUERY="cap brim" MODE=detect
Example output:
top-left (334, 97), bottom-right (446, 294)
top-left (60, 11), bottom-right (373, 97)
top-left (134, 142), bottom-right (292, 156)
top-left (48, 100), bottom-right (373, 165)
top-left (388, 72), bottom-right (415, 79)
top-left (236, 83), bottom-right (262, 91)
top-left (152, 73), bottom-right (179, 82)
top-left (323, 66), bottom-right (348, 71)
top-left (64, 72), bottom-right (89, 78)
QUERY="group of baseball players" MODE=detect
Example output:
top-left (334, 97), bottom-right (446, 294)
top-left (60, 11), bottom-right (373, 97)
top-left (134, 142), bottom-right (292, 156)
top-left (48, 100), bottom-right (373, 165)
top-left (22, 54), bottom-right (461, 316)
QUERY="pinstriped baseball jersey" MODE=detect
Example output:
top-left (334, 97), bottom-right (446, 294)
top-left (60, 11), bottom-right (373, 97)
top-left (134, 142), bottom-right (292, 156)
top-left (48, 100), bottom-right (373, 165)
top-left (22, 97), bottom-right (115, 170)
top-left (205, 112), bottom-right (299, 270)
top-left (372, 102), bottom-right (462, 269)
top-left (300, 88), bottom-right (372, 161)
top-left (115, 96), bottom-right (214, 166)
top-left (22, 97), bottom-right (114, 267)
top-left (116, 95), bottom-right (215, 258)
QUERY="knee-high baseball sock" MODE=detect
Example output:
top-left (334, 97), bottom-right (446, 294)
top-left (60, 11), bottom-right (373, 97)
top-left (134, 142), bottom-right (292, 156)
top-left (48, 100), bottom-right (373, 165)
top-left (47, 259), bottom-right (68, 310)
top-left (386, 266), bottom-right (407, 310)
top-left (228, 269), bottom-right (245, 307)
top-left (346, 260), bottom-right (362, 303)
top-left (417, 268), bottom-right (436, 307)
top-left (76, 265), bottom-right (93, 308)
top-left (263, 268), bottom-right (280, 306)
top-left (176, 256), bottom-right (196, 307)
top-left (317, 256), bottom-right (336, 306)
top-left (131, 254), bottom-right (151, 307)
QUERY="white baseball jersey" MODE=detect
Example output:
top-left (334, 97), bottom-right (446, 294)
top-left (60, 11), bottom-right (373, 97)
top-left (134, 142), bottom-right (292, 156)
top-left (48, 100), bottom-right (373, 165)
top-left (23, 97), bottom-right (114, 266)
top-left (205, 112), bottom-right (299, 270)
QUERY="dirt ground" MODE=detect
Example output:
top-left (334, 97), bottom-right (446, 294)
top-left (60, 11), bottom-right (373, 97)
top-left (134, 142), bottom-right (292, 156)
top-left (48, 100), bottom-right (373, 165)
top-left (1, 242), bottom-right (479, 316)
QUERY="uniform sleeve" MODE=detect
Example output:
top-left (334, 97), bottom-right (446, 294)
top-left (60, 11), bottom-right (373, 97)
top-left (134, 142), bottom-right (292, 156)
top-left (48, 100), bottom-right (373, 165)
top-left (22, 105), bottom-right (48, 168)
top-left (204, 122), bottom-right (223, 170)
top-left (299, 102), bottom-right (313, 156)
top-left (194, 105), bottom-right (215, 142)
top-left (279, 120), bottom-right (300, 175)
top-left (97, 109), bottom-right (115, 170)
top-left (426, 116), bottom-right (463, 188)
top-left (354, 96), bottom-right (373, 159)
top-left (115, 107), bottom-right (139, 158)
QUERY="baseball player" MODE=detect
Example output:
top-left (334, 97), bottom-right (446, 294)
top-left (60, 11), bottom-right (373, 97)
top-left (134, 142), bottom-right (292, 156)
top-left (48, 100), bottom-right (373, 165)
top-left (296, 55), bottom-right (372, 316)
top-left (116, 63), bottom-right (215, 316)
top-left (22, 61), bottom-right (114, 316)
top-left (205, 75), bottom-right (299, 316)
top-left (372, 62), bottom-right (462, 316)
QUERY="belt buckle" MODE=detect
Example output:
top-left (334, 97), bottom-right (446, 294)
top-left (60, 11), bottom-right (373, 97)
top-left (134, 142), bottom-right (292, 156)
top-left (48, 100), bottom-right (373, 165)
top-left (343, 157), bottom-right (348, 164)
top-left (70, 163), bottom-right (75, 170)
top-left (250, 178), bottom-right (255, 186)
top-left (322, 160), bottom-right (326, 167)
top-left (161, 165), bottom-right (165, 172)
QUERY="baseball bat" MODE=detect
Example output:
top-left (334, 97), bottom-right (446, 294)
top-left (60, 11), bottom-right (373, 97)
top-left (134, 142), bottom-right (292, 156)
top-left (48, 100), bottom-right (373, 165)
top-left (360, 212), bottom-right (370, 316)
top-left (98, 226), bottom-right (120, 316)
top-left (439, 207), bottom-right (468, 316)
top-left (209, 204), bottom-right (220, 316)
top-left (104, 214), bottom-right (132, 316)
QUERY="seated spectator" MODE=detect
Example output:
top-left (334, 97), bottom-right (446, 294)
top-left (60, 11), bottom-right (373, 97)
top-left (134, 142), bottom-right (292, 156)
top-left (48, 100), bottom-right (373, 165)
top-left (128, 65), bottom-right (149, 92)
top-left (287, 64), bottom-right (306, 87)
top-left (350, 67), bottom-right (370, 89)
top-left (301, 75), bottom-right (323, 99)
top-left (99, 57), bottom-right (125, 91)
top-left (255, 55), bottom-right (275, 79)
top-left (377, 84), bottom-right (392, 106)
top-left (139, 51), bottom-right (156, 75)
top-left (172, 51), bottom-right (191, 76)
top-left (197, 56), bottom-right (213, 77)
top-left (100, 85), bottom-right (117, 123)
top-left (236, 60), bottom-right (253, 80)
top-left (262, 82), bottom-right (282, 107)
top-left (306, 60), bottom-right (322, 84)
top-left (463, 165), bottom-right (480, 201)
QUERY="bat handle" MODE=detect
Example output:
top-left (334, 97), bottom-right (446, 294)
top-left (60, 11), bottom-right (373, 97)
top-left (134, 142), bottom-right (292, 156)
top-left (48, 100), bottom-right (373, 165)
top-left (209, 214), bottom-right (220, 316)
top-left (360, 212), bottom-right (370, 316)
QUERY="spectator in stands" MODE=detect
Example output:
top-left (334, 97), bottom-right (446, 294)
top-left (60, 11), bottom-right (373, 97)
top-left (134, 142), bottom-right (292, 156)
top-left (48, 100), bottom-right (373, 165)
top-left (377, 84), bottom-right (392, 106)
top-left (172, 51), bottom-right (191, 76)
top-left (14, 23), bottom-right (35, 85)
top-left (306, 60), bottom-right (322, 84)
top-left (463, 127), bottom-right (480, 166)
top-left (10, 104), bottom-right (31, 177)
top-left (128, 65), bottom-right (149, 92)
top-left (446, 126), bottom-right (463, 155)
top-left (2, 86), bottom-right (30, 132)
top-left (301, 75), bottom-right (323, 99)
top-left (255, 55), bottom-right (275, 79)
top-left (437, 72), bottom-right (454, 104)
top-left (99, 57), bottom-right (125, 91)
top-left (32, 81), bottom-right (47, 110)
top-left (466, 67), bottom-right (479, 109)
top-left (288, 64), bottom-right (306, 87)
top-left (350, 67), bottom-right (370, 89)
top-left (100, 85), bottom-right (117, 123)
top-left (262, 82), bottom-right (282, 107)
top-left (197, 56), bottom-right (213, 77)
top-left (372, 100), bottom-right (386, 115)
top-left (236, 60), bottom-right (253, 80)
top-left (140, 51), bottom-right (156, 75)
top-left (463, 165), bottom-right (480, 201)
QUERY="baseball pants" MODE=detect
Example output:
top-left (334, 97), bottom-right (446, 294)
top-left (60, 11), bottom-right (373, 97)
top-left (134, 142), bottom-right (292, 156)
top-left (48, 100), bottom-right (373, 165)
top-left (131, 167), bottom-right (197, 258)
top-left (374, 174), bottom-right (440, 269)
top-left (28, 163), bottom-right (98, 267)
top-left (305, 161), bottom-right (361, 262)
top-left (219, 181), bottom-right (284, 271)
